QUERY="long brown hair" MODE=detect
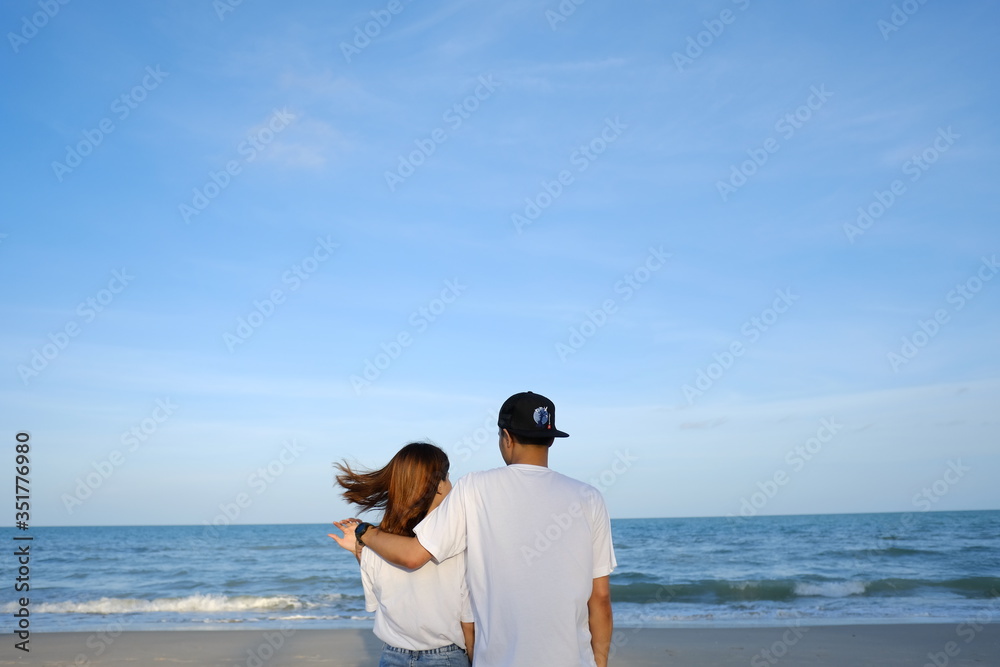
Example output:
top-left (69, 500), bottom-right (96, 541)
top-left (334, 442), bottom-right (450, 537)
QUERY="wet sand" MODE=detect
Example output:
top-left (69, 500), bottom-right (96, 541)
top-left (4, 624), bottom-right (999, 666)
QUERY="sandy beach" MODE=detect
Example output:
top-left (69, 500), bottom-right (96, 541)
top-left (4, 624), bottom-right (998, 666)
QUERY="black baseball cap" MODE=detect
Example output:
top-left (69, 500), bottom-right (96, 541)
top-left (497, 391), bottom-right (569, 439)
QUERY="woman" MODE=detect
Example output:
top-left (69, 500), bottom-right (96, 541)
top-left (329, 442), bottom-right (474, 666)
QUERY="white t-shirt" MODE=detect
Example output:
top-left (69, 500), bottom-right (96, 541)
top-left (361, 537), bottom-right (473, 651)
top-left (414, 464), bottom-right (617, 667)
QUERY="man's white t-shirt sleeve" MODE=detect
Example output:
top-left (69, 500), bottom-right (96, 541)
top-left (460, 568), bottom-right (474, 623)
top-left (589, 487), bottom-right (617, 578)
top-left (360, 547), bottom-right (378, 613)
top-left (414, 477), bottom-right (469, 562)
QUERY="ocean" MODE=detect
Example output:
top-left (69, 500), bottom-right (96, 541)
top-left (4, 510), bottom-right (999, 633)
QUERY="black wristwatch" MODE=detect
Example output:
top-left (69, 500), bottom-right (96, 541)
top-left (355, 522), bottom-right (373, 546)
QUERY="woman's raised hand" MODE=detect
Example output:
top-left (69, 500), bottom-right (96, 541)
top-left (328, 518), bottom-right (361, 553)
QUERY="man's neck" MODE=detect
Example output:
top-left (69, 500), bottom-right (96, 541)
top-left (509, 446), bottom-right (549, 467)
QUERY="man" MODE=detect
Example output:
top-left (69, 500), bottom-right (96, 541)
top-left (354, 391), bottom-right (616, 666)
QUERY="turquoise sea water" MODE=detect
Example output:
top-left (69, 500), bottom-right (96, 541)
top-left (3, 510), bottom-right (998, 632)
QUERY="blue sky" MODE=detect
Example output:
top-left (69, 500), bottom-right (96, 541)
top-left (2, 1), bottom-right (998, 526)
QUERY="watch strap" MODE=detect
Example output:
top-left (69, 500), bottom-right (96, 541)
top-left (355, 521), bottom-right (373, 546)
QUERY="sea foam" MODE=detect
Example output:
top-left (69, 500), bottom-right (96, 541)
top-left (13, 593), bottom-right (306, 615)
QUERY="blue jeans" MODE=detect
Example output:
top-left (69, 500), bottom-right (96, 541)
top-left (378, 643), bottom-right (470, 667)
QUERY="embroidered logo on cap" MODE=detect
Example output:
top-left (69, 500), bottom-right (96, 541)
top-left (533, 406), bottom-right (550, 428)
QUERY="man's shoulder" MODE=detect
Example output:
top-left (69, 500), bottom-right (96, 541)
top-left (456, 465), bottom-right (511, 484)
top-left (491, 466), bottom-right (606, 499)
top-left (456, 466), bottom-right (606, 498)
top-left (534, 466), bottom-right (602, 492)
top-left (450, 467), bottom-right (504, 495)
top-left (536, 470), bottom-right (612, 515)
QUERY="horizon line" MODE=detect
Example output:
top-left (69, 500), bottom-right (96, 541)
top-left (10, 507), bottom-right (998, 529)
